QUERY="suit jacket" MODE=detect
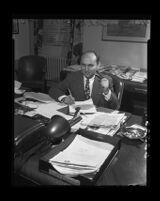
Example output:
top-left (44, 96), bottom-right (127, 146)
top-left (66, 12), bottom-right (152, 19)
top-left (49, 71), bottom-right (119, 110)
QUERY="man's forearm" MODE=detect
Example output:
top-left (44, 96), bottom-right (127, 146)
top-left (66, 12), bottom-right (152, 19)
top-left (48, 77), bottom-right (70, 101)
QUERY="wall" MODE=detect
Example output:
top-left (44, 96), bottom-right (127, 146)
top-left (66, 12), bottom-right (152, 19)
top-left (83, 25), bottom-right (148, 69)
top-left (13, 20), bottom-right (30, 60)
top-left (39, 45), bottom-right (68, 58)
top-left (13, 21), bottom-right (149, 70)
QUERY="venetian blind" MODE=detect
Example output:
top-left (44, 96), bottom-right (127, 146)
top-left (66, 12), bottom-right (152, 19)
top-left (43, 19), bottom-right (71, 46)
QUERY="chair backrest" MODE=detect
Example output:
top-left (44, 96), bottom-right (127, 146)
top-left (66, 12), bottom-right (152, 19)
top-left (113, 76), bottom-right (124, 110)
top-left (17, 55), bottom-right (47, 82)
top-left (104, 73), bottom-right (124, 110)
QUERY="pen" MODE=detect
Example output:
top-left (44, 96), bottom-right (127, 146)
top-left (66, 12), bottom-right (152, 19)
top-left (80, 112), bottom-right (94, 115)
top-left (73, 107), bottom-right (81, 119)
top-left (68, 89), bottom-right (73, 97)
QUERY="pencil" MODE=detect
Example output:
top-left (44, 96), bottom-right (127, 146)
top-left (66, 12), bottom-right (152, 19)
top-left (68, 89), bottom-right (72, 97)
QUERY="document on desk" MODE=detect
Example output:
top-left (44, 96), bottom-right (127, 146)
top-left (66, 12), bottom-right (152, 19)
top-left (80, 112), bottom-right (126, 136)
top-left (131, 71), bottom-right (147, 82)
top-left (24, 92), bottom-right (55, 103)
top-left (14, 80), bottom-right (25, 94)
top-left (34, 102), bottom-right (72, 120)
top-left (69, 99), bottom-right (97, 115)
top-left (49, 135), bottom-right (114, 176)
top-left (15, 80), bottom-right (22, 89)
top-left (81, 112), bottom-right (125, 127)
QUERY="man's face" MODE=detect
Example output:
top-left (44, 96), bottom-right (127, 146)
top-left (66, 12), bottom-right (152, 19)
top-left (80, 53), bottom-right (99, 78)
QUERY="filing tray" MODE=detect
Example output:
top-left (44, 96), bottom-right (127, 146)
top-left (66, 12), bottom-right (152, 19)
top-left (39, 128), bottom-right (121, 185)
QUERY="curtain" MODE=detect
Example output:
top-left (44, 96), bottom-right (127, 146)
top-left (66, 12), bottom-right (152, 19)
top-left (68, 20), bottom-right (83, 65)
top-left (33, 19), bottom-right (43, 55)
top-left (33, 19), bottom-right (84, 65)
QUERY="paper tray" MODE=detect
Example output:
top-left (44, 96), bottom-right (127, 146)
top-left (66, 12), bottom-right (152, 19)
top-left (39, 129), bottom-right (121, 185)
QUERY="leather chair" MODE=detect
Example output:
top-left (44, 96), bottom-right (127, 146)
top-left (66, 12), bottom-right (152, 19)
top-left (103, 72), bottom-right (124, 110)
top-left (110, 74), bottom-right (124, 110)
top-left (16, 55), bottom-right (47, 92)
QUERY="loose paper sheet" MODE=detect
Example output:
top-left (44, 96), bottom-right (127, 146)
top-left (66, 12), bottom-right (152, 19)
top-left (69, 99), bottom-right (97, 114)
top-left (35, 102), bottom-right (72, 120)
top-left (15, 80), bottom-right (22, 89)
top-left (24, 92), bottom-right (55, 103)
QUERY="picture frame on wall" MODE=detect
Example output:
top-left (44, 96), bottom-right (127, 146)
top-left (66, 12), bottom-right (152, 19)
top-left (102, 20), bottom-right (150, 43)
top-left (12, 19), bottom-right (19, 34)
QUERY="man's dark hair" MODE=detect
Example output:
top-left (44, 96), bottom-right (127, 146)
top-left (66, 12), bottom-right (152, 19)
top-left (79, 50), bottom-right (100, 64)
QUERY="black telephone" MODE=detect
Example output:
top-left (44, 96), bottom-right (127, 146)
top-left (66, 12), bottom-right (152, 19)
top-left (14, 107), bottom-right (82, 156)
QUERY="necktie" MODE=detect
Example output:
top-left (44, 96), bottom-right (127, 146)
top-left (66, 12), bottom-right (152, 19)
top-left (85, 78), bottom-right (90, 100)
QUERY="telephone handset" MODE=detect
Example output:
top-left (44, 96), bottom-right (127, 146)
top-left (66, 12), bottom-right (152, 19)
top-left (43, 107), bottom-right (81, 143)
top-left (44, 115), bottom-right (71, 144)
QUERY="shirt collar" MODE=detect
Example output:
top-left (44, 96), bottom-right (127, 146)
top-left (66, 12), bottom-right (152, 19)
top-left (83, 75), bottom-right (95, 82)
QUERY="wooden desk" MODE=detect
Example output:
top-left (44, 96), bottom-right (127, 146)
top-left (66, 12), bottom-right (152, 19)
top-left (120, 79), bottom-right (147, 116)
top-left (123, 79), bottom-right (147, 94)
top-left (97, 115), bottom-right (146, 186)
top-left (14, 113), bottom-right (147, 186)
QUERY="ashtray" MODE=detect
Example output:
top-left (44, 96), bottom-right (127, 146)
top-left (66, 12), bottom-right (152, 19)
top-left (121, 124), bottom-right (147, 140)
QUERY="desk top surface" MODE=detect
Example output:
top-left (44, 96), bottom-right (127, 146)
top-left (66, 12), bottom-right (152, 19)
top-left (14, 111), bottom-right (147, 186)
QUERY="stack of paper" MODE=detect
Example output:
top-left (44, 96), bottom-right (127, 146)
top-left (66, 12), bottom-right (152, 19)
top-left (49, 135), bottom-right (114, 176)
top-left (15, 80), bottom-right (22, 89)
top-left (80, 112), bottom-right (126, 136)
top-left (14, 80), bottom-right (25, 94)
top-left (131, 71), bottom-right (147, 82)
top-left (81, 112), bottom-right (125, 127)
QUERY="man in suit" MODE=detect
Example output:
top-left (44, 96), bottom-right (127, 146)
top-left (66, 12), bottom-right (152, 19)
top-left (49, 51), bottom-right (119, 109)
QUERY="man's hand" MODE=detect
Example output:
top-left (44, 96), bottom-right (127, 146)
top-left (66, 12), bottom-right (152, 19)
top-left (62, 95), bottom-right (75, 105)
top-left (100, 78), bottom-right (109, 94)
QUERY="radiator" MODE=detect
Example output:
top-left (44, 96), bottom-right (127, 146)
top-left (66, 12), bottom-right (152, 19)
top-left (44, 56), bottom-right (67, 81)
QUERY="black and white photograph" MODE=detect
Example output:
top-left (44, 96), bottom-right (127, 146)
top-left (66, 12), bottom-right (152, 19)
top-left (13, 18), bottom-right (150, 186)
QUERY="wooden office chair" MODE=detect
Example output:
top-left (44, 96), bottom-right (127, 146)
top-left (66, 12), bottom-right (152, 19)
top-left (17, 55), bottom-right (47, 92)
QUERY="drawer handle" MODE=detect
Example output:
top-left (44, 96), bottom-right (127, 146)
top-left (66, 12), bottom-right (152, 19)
top-left (134, 88), bottom-right (147, 93)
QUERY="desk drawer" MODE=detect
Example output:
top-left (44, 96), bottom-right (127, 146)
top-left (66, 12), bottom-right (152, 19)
top-left (121, 88), bottom-right (147, 115)
top-left (124, 82), bottom-right (147, 94)
top-left (133, 87), bottom-right (147, 94)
